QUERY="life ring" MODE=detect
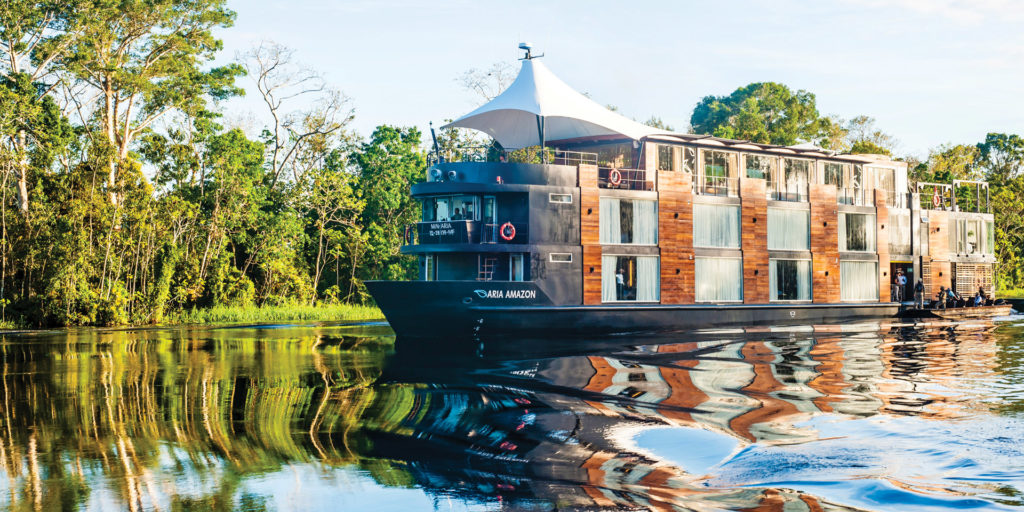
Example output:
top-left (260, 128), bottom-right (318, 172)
top-left (932, 190), bottom-right (941, 208)
top-left (608, 168), bottom-right (622, 186)
top-left (500, 222), bottom-right (516, 241)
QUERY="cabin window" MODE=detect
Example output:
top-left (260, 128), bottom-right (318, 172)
top-left (423, 254), bottom-right (436, 281)
top-left (841, 261), bottom-right (878, 301)
top-left (954, 218), bottom-right (990, 255)
top-left (745, 154), bottom-right (775, 180)
top-left (599, 198), bottom-right (658, 245)
top-left (549, 253), bottom-right (572, 263)
top-left (767, 208), bottom-right (809, 251)
top-left (701, 149), bottom-right (737, 180)
top-left (657, 145), bottom-right (675, 171)
top-left (839, 213), bottom-right (876, 252)
top-left (695, 257), bottom-right (743, 302)
top-left (772, 158), bottom-right (810, 201)
top-left (770, 259), bottom-right (811, 301)
top-left (510, 254), bottom-right (525, 281)
top-left (549, 193), bottom-right (572, 204)
top-left (889, 210), bottom-right (912, 255)
top-left (422, 195), bottom-right (478, 221)
top-left (693, 204), bottom-right (740, 248)
top-left (987, 220), bottom-right (995, 254)
top-left (602, 255), bottom-right (660, 302)
top-left (824, 163), bottom-right (844, 186)
top-left (682, 146), bottom-right (697, 174)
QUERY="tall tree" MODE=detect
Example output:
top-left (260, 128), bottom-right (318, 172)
top-left (60, 0), bottom-right (243, 205)
top-left (689, 82), bottom-right (824, 145)
top-left (977, 133), bottom-right (1024, 183)
top-left (845, 115), bottom-right (896, 156)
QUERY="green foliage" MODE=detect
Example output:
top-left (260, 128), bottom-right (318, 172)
top-left (849, 140), bottom-right (892, 156)
top-left (690, 82), bottom-right (824, 145)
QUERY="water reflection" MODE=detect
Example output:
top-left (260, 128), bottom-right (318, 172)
top-left (0, 320), bottom-right (1022, 510)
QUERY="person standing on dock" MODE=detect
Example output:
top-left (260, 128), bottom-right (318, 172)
top-left (615, 268), bottom-right (625, 300)
top-left (914, 280), bottom-right (925, 309)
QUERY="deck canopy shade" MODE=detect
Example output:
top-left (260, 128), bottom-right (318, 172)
top-left (443, 58), bottom-right (671, 149)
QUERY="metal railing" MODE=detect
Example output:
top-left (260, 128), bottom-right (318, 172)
top-left (837, 187), bottom-right (867, 206)
top-left (405, 220), bottom-right (528, 245)
top-left (552, 149), bottom-right (597, 166)
top-left (887, 192), bottom-right (910, 209)
top-left (598, 167), bottom-right (653, 191)
top-left (952, 179), bottom-right (991, 213)
top-left (917, 182), bottom-right (954, 211)
top-left (693, 175), bottom-right (738, 197)
top-left (480, 222), bottom-right (529, 244)
top-left (766, 181), bottom-right (808, 202)
top-left (428, 146), bottom-right (492, 165)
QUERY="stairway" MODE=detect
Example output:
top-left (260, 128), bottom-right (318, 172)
top-left (477, 256), bottom-right (497, 281)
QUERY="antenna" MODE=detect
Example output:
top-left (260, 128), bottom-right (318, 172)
top-left (518, 42), bottom-right (543, 60)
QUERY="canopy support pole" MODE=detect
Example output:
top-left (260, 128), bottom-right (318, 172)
top-left (536, 115), bottom-right (547, 163)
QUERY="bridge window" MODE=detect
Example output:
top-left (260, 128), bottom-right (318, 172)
top-left (423, 195), bottom-right (478, 222)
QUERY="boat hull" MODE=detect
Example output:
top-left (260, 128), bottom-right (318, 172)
top-left (900, 305), bottom-right (1015, 320)
top-left (365, 280), bottom-right (901, 340)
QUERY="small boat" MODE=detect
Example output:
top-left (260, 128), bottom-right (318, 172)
top-left (900, 304), bottom-right (1015, 320)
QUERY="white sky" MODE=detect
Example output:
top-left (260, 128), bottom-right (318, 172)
top-left (217, 0), bottom-right (1024, 158)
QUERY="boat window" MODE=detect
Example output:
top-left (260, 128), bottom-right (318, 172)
top-left (695, 257), bottom-right (743, 302)
top-left (987, 220), bottom-right (995, 255)
top-left (770, 259), bottom-right (811, 301)
top-left (510, 254), bottom-right (525, 281)
top-left (955, 218), bottom-right (989, 255)
top-left (693, 204), bottom-right (740, 248)
top-left (841, 261), bottom-right (878, 301)
top-left (701, 149), bottom-right (736, 180)
top-left (549, 193), bottom-right (572, 204)
top-left (423, 254), bottom-right (435, 281)
top-left (839, 213), bottom-right (876, 252)
top-left (599, 198), bottom-right (658, 245)
top-left (423, 195), bottom-right (478, 221)
top-left (549, 253), bottom-right (572, 263)
top-left (745, 154), bottom-right (775, 180)
top-left (772, 158), bottom-right (810, 201)
top-left (888, 210), bottom-right (912, 255)
top-left (601, 255), bottom-right (660, 302)
top-left (682, 146), bottom-right (697, 174)
top-left (824, 163), bottom-right (844, 187)
top-left (767, 208), bottom-right (809, 251)
top-left (657, 145), bottom-right (675, 171)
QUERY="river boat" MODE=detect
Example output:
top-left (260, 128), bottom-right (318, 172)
top-left (366, 46), bottom-right (999, 340)
top-left (901, 304), bottom-right (1014, 320)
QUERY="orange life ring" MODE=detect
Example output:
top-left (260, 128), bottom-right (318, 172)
top-left (932, 190), bottom-right (941, 208)
top-left (500, 222), bottom-right (516, 241)
top-left (608, 168), bottom-right (622, 186)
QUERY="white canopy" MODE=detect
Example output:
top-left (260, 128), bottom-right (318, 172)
top-left (443, 58), bottom-right (670, 149)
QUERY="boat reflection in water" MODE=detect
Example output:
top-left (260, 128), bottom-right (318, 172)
top-left (0, 320), bottom-right (1022, 511)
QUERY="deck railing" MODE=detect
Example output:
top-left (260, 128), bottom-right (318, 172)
top-left (552, 149), bottom-right (598, 166)
top-left (766, 181), bottom-right (808, 202)
top-left (952, 180), bottom-right (991, 213)
top-left (693, 175), bottom-right (738, 197)
top-left (598, 167), bottom-right (653, 191)
top-left (917, 182), bottom-right (955, 211)
top-left (837, 187), bottom-right (867, 206)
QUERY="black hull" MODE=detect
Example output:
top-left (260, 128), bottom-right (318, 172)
top-left (366, 280), bottom-right (901, 340)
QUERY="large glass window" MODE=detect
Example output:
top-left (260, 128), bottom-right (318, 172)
top-left (770, 259), bottom-right (811, 301)
top-left (423, 195), bottom-right (478, 221)
top-left (841, 261), bottom-right (878, 301)
top-left (767, 208), bottom-right (809, 250)
top-left (657, 145), bottom-right (675, 171)
top-left (839, 213), bottom-right (876, 252)
top-left (889, 210), bottom-right (912, 255)
top-left (824, 163), bottom-right (844, 186)
top-left (745, 154), bottom-right (775, 180)
top-left (682, 147), bottom-right (697, 174)
top-left (602, 255), bottom-right (660, 302)
top-left (695, 257), bottom-right (743, 302)
top-left (955, 218), bottom-right (991, 255)
top-left (693, 204), bottom-right (740, 248)
top-left (599, 198), bottom-right (658, 245)
top-left (702, 150), bottom-right (732, 179)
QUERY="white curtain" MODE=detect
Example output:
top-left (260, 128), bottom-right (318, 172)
top-left (602, 255), bottom-right (617, 302)
top-left (770, 259), bottom-right (811, 301)
top-left (839, 213), bottom-right (875, 252)
top-left (633, 200), bottom-right (658, 245)
top-left (694, 204), bottom-right (740, 248)
top-left (636, 256), bottom-right (660, 302)
top-left (599, 198), bottom-right (620, 244)
top-left (841, 261), bottom-right (878, 301)
top-left (767, 208), bottom-right (809, 250)
top-left (888, 210), bottom-right (911, 255)
top-left (695, 257), bottom-right (743, 301)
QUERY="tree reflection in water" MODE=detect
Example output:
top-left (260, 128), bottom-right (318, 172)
top-left (0, 320), bottom-right (1022, 511)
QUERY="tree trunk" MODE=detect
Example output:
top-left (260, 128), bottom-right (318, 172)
top-left (16, 131), bottom-right (29, 213)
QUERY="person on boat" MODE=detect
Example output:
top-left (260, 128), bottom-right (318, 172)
top-left (935, 286), bottom-right (949, 309)
top-left (452, 208), bottom-right (464, 220)
top-left (947, 287), bottom-right (960, 307)
top-left (914, 279), bottom-right (925, 309)
top-left (896, 271), bottom-right (908, 302)
top-left (974, 292), bottom-right (984, 307)
top-left (615, 268), bottom-right (625, 300)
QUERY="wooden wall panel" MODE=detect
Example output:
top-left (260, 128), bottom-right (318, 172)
top-left (875, 189), bottom-right (891, 302)
top-left (740, 178), bottom-right (769, 304)
top-left (578, 164), bottom-right (598, 188)
top-left (658, 171), bottom-right (694, 304)
top-left (810, 184), bottom-right (840, 303)
top-left (580, 186), bottom-right (600, 246)
top-left (583, 244), bottom-right (603, 305)
top-left (926, 210), bottom-right (952, 296)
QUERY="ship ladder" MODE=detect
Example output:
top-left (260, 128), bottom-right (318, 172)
top-left (477, 256), bottom-right (497, 281)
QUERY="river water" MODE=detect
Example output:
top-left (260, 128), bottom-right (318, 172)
top-left (1, 318), bottom-right (1023, 511)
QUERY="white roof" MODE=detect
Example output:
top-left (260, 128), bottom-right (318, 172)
top-left (443, 58), bottom-right (671, 149)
